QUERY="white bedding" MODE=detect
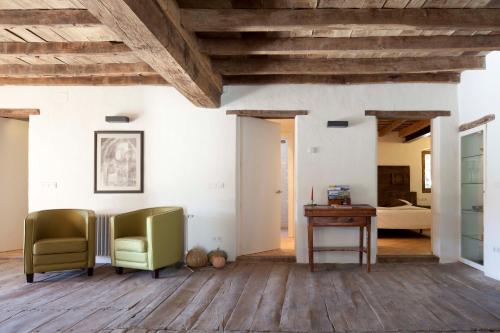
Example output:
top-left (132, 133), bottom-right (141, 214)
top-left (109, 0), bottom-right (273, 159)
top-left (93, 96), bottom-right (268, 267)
top-left (377, 205), bottom-right (432, 230)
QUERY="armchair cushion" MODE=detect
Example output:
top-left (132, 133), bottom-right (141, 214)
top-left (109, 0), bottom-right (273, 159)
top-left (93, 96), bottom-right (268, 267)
top-left (33, 252), bottom-right (88, 266)
top-left (115, 236), bottom-right (148, 253)
top-left (115, 251), bottom-right (148, 263)
top-left (33, 237), bottom-right (87, 255)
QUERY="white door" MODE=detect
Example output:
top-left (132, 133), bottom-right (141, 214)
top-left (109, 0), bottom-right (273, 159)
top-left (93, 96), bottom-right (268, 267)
top-left (239, 117), bottom-right (281, 255)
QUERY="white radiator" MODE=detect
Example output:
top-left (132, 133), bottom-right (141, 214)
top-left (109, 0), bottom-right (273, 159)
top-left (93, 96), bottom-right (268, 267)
top-left (96, 214), bottom-right (111, 257)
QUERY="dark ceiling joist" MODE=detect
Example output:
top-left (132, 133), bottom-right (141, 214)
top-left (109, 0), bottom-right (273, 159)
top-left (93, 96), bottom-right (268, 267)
top-left (214, 57), bottom-right (484, 75)
top-left (0, 42), bottom-right (131, 56)
top-left (0, 63), bottom-right (156, 77)
top-left (200, 35), bottom-right (500, 56)
top-left (366, 110), bottom-right (451, 119)
top-left (0, 75), bottom-right (167, 86)
top-left (82, 0), bottom-right (222, 108)
top-left (226, 110), bottom-right (308, 119)
top-left (399, 119), bottom-right (431, 137)
top-left (379, 119), bottom-right (406, 137)
top-left (181, 8), bottom-right (500, 32)
top-left (0, 9), bottom-right (99, 27)
top-left (224, 73), bottom-right (461, 85)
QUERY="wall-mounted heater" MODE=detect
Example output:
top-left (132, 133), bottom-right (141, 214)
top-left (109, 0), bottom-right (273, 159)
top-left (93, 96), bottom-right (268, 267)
top-left (105, 116), bottom-right (130, 123)
top-left (327, 121), bottom-right (348, 128)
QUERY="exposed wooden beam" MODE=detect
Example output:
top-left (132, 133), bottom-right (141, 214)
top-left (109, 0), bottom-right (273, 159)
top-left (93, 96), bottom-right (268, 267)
top-left (214, 57), bottom-right (484, 75)
top-left (0, 76), bottom-right (167, 86)
top-left (82, 0), bottom-right (222, 108)
top-left (0, 63), bottom-right (155, 76)
top-left (226, 110), bottom-right (308, 119)
top-left (224, 73), bottom-right (461, 85)
top-left (0, 9), bottom-right (99, 27)
top-left (200, 35), bottom-right (500, 56)
top-left (0, 108), bottom-right (39, 120)
top-left (459, 114), bottom-right (496, 132)
top-left (181, 8), bottom-right (500, 32)
top-left (379, 119), bottom-right (406, 137)
top-left (0, 42), bottom-right (131, 56)
top-left (366, 110), bottom-right (451, 119)
top-left (399, 119), bottom-right (431, 137)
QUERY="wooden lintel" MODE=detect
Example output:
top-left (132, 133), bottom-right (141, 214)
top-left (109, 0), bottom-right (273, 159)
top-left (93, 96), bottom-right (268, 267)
top-left (181, 8), bottom-right (500, 32)
top-left (224, 73), bottom-right (461, 85)
top-left (0, 9), bottom-right (99, 27)
top-left (200, 35), bottom-right (500, 56)
top-left (0, 108), bottom-right (39, 120)
top-left (0, 75), bottom-right (167, 86)
top-left (0, 42), bottom-right (131, 56)
top-left (226, 110), bottom-right (308, 119)
top-left (399, 120), bottom-right (431, 137)
top-left (379, 119), bottom-right (406, 137)
top-left (366, 110), bottom-right (451, 119)
top-left (82, 0), bottom-right (222, 108)
top-left (0, 63), bottom-right (155, 76)
top-left (214, 57), bottom-right (484, 75)
top-left (459, 114), bottom-right (496, 132)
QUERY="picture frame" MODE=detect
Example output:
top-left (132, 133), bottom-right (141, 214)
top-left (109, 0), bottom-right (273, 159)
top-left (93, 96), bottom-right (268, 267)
top-left (94, 131), bottom-right (144, 193)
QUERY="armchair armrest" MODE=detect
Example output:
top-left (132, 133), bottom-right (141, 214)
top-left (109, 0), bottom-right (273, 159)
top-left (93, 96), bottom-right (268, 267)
top-left (86, 211), bottom-right (96, 268)
top-left (146, 208), bottom-right (184, 270)
top-left (23, 212), bottom-right (37, 274)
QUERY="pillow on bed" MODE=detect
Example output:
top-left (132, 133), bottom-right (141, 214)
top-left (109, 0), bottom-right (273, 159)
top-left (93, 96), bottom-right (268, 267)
top-left (398, 199), bottom-right (413, 206)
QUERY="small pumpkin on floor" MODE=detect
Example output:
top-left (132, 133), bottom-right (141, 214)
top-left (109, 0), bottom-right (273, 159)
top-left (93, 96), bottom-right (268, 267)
top-left (212, 256), bottom-right (226, 269)
top-left (186, 248), bottom-right (208, 268)
top-left (208, 248), bottom-right (227, 264)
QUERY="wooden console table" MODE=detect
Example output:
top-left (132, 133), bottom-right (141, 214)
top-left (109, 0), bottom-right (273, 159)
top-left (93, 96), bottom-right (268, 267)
top-left (305, 204), bottom-right (376, 272)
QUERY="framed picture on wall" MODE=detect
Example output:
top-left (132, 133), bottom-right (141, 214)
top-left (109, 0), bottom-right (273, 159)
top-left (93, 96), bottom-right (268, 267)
top-left (94, 131), bottom-right (144, 193)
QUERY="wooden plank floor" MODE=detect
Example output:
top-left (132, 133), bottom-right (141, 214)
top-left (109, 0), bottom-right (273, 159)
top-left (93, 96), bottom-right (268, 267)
top-left (1, 260), bottom-right (500, 332)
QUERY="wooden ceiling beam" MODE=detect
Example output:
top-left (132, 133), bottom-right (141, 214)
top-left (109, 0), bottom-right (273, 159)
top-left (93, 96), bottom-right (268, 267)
top-left (200, 35), bottom-right (500, 56)
top-left (0, 63), bottom-right (156, 76)
top-left (0, 9), bottom-right (99, 27)
top-left (0, 108), bottom-right (39, 120)
top-left (0, 42), bottom-right (131, 56)
top-left (379, 119), bottom-right (406, 137)
top-left (180, 8), bottom-right (500, 32)
top-left (82, 0), bottom-right (222, 108)
top-left (224, 73), bottom-right (461, 85)
top-left (226, 110), bottom-right (308, 119)
top-left (399, 119), bottom-right (431, 137)
top-left (0, 76), bottom-right (167, 86)
top-left (366, 110), bottom-right (451, 119)
top-left (214, 56), bottom-right (484, 75)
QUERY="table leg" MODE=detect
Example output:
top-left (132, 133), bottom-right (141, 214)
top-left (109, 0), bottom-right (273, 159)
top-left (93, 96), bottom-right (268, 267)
top-left (308, 221), bottom-right (314, 272)
top-left (359, 226), bottom-right (363, 266)
top-left (367, 218), bottom-right (371, 273)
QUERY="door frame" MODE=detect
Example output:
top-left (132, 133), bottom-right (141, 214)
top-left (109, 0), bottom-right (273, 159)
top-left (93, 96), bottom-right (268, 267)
top-left (234, 113), bottom-right (302, 257)
top-left (458, 124), bottom-right (487, 271)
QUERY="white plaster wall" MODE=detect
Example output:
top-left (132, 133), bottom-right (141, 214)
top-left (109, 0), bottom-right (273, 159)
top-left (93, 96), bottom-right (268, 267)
top-left (0, 83), bottom-right (459, 264)
top-left (0, 87), bottom-right (237, 259)
top-left (0, 117), bottom-right (28, 252)
top-left (224, 84), bottom-right (459, 263)
top-left (378, 134), bottom-right (432, 206)
top-left (459, 51), bottom-right (500, 280)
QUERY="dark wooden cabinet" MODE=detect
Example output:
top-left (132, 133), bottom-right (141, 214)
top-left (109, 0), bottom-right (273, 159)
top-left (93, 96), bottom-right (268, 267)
top-left (305, 204), bottom-right (376, 272)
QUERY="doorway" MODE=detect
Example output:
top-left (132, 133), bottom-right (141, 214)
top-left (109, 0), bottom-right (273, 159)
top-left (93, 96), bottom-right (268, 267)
top-left (375, 117), bottom-right (435, 261)
top-left (235, 113), bottom-right (298, 262)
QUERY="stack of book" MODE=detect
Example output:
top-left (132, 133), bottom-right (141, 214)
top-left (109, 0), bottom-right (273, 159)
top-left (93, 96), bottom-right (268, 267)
top-left (328, 185), bottom-right (351, 205)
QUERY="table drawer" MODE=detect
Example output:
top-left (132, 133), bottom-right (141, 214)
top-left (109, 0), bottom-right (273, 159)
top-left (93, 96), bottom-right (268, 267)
top-left (311, 216), bottom-right (367, 225)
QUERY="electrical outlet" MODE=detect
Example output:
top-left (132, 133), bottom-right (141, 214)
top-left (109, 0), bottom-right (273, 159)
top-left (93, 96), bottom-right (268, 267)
top-left (212, 236), bottom-right (222, 243)
top-left (493, 246), bottom-right (500, 254)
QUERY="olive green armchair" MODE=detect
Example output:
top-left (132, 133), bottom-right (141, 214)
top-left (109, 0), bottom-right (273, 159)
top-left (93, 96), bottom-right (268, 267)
top-left (24, 209), bottom-right (96, 283)
top-left (110, 207), bottom-right (184, 278)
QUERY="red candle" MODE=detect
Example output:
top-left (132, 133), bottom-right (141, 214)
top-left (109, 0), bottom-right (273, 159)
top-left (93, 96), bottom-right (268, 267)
top-left (311, 186), bottom-right (314, 202)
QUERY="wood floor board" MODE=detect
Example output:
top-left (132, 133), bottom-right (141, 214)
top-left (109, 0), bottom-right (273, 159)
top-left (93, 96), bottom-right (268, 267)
top-left (167, 264), bottom-right (236, 331)
top-left (0, 259), bottom-right (499, 332)
top-left (189, 262), bottom-right (255, 331)
top-left (247, 263), bottom-right (290, 332)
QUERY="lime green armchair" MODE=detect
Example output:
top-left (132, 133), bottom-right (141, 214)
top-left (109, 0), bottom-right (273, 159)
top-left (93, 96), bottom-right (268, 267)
top-left (24, 209), bottom-right (96, 283)
top-left (110, 207), bottom-right (184, 278)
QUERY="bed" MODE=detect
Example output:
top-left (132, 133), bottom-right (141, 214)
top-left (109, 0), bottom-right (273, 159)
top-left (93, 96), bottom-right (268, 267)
top-left (377, 165), bottom-right (432, 230)
top-left (377, 203), bottom-right (432, 230)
